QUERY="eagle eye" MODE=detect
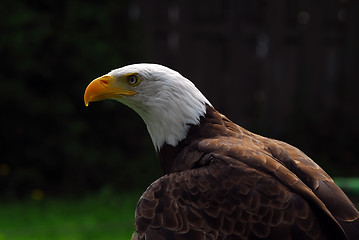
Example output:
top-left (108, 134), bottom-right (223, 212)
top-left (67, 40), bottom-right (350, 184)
top-left (128, 75), bottom-right (138, 86)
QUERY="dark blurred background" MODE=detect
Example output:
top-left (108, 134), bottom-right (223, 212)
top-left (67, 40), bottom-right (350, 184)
top-left (1, 0), bottom-right (359, 200)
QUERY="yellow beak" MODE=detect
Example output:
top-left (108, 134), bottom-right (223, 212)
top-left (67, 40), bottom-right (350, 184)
top-left (84, 75), bottom-right (136, 106)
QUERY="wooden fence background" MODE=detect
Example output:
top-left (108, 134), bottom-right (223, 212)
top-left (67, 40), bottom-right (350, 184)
top-left (133, 0), bottom-right (359, 172)
top-left (2, 0), bottom-right (358, 198)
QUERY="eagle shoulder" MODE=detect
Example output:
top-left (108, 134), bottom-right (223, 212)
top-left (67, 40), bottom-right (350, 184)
top-left (135, 106), bottom-right (357, 239)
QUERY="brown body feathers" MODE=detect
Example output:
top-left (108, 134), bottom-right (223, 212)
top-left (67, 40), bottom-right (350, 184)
top-left (134, 105), bottom-right (359, 240)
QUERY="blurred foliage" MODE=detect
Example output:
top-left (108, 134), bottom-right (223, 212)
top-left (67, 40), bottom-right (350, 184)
top-left (1, 0), bottom-right (159, 199)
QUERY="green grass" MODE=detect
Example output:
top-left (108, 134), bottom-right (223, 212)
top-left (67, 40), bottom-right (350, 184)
top-left (334, 177), bottom-right (359, 196)
top-left (0, 189), bottom-right (141, 240)
top-left (0, 179), bottom-right (357, 240)
top-left (334, 177), bottom-right (359, 209)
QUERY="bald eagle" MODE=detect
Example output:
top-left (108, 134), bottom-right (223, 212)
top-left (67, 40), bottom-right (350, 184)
top-left (84, 64), bottom-right (359, 240)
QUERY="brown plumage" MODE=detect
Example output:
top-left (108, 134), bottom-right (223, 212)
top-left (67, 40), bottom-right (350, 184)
top-left (135, 105), bottom-right (359, 240)
top-left (83, 64), bottom-right (359, 240)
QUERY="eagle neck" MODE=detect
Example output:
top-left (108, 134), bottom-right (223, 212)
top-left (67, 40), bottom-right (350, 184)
top-left (135, 80), bottom-right (211, 152)
top-left (157, 105), bottom-right (224, 174)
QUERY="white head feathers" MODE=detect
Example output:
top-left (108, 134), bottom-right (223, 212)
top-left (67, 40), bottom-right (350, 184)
top-left (108, 63), bottom-right (212, 151)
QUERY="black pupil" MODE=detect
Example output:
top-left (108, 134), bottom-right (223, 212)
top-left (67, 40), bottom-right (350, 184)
top-left (130, 76), bottom-right (137, 84)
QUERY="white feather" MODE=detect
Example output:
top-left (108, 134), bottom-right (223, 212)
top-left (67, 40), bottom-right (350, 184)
top-left (108, 64), bottom-right (212, 151)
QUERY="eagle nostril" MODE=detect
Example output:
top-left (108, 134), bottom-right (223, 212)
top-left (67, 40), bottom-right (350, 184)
top-left (100, 80), bottom-right (108, 86)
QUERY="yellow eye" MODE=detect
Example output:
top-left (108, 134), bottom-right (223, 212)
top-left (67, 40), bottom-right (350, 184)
top-left (128, 75), bottom-right (138, 85)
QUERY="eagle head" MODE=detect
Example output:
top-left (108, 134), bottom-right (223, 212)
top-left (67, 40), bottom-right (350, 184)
top-left (84, 63), bottom-right (211, 151)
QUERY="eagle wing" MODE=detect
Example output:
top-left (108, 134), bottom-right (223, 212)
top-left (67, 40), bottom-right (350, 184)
top-left (134, 154), bottom-right (346, 240)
